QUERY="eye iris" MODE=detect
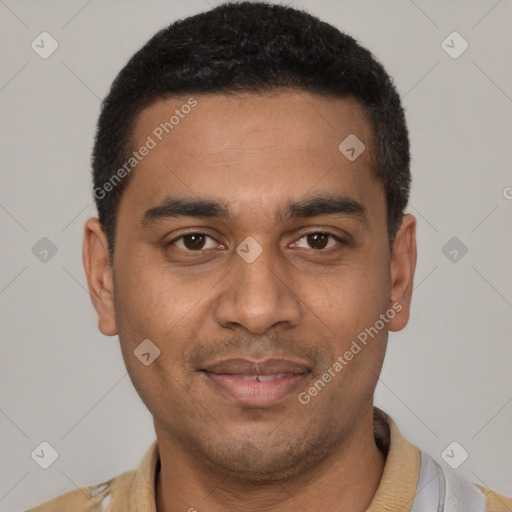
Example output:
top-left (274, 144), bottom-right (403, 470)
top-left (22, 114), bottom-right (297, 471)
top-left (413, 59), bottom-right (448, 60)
top-left (183, 234), bottom-right (206, 250)
top-left (308, 233), bottom-right (329, 250)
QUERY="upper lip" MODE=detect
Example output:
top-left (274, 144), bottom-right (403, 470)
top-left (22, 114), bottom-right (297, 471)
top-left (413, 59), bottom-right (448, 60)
top-left (201, 358), bottom-right (310, 376)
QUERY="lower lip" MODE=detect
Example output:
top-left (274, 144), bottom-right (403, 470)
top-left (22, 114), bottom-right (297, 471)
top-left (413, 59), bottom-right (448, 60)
top-left (204, 372), bottom-right (308, 407)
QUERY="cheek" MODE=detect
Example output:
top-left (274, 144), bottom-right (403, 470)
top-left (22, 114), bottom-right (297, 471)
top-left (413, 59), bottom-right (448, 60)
top-left (113, 267), bottom-right (194, 414)
top-left (308, 258), bottom-right (390, 332)
top-left (114, 259), bottom-right (189, 334)
top-left (113, 260), bottom-right (214, 376)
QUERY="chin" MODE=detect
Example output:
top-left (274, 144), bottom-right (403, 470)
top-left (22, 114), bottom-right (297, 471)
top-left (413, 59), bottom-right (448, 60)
top-left (196, 431), bottom-right (332, 484)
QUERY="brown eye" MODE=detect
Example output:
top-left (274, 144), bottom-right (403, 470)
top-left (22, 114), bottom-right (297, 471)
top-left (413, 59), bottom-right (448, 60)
top-left (169, 233), bottom-right (220, 251)
top-left (292, 232), bottom-right (344, 251)
top-left (183, 234), bottom-right (207, 250)
top-left (307, 233), bottom-right (330, 250)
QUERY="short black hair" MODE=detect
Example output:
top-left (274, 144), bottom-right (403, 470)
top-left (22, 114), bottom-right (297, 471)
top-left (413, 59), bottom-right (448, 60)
top-left (92, 1), bottom-right (411, 261)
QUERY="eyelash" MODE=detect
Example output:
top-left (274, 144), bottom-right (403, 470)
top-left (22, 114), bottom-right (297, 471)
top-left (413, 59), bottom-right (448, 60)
top-left (166, 231), bottom-right (348, 254)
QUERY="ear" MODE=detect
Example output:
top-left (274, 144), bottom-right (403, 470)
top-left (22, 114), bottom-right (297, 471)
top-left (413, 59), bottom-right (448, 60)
top-left (388, 213), bottom-right (417, 332)
top-left (82, 217), bottom-right (118, 336)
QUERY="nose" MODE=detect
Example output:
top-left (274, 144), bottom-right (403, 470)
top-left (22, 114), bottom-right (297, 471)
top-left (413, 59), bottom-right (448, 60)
top-left (214, 243), bottom-right (303, 335)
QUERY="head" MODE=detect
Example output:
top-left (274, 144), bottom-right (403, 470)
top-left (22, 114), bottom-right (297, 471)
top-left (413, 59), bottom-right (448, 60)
top-left (84, 1), bottom-right (416, 481)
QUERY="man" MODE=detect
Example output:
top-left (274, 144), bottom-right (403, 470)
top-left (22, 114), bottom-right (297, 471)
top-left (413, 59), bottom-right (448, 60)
top-left (27, 2), bottom-right (511, 511)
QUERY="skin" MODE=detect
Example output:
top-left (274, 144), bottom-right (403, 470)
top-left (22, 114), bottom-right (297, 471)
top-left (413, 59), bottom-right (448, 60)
top-left (83, 90), bottom-right (416, 512)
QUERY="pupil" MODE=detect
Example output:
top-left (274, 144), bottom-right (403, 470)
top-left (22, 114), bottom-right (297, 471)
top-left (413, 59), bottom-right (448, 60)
top-left (308, 233), bottom-right (328, 249)
top-left (184, 234), bottom-right (205, 250)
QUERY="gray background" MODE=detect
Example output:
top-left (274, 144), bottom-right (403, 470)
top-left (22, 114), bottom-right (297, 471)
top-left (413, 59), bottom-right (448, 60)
top-left (1, 0), bottom-right (511, 510)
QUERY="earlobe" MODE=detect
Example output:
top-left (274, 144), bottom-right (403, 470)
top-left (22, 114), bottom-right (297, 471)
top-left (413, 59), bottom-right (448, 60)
top-left (388, 213), bottom-right (417, 332)
top-left (82, 217), bottom-right (118, 336)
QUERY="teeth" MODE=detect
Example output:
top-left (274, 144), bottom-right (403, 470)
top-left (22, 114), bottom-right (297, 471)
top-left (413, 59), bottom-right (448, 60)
top-left (227, 373), bottom-right (287, 381)
top-left (257, 373), bottom-right (285, 382)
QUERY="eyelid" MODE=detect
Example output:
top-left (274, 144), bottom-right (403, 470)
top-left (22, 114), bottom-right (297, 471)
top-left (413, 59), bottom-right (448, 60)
top-left (291, 232), bottom-right (348, 251)
top-left (166, 229), bottom-right (349, 252)
top-left (166, 232), bottom-right (222, 250)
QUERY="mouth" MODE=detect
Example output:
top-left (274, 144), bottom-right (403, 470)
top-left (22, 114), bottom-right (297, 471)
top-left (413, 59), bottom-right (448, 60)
top-left (200, 358), bottom-right (311, 407)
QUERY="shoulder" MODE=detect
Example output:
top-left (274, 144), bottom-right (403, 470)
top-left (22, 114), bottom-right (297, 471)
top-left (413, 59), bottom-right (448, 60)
top-left (24, 469), bottom-right (136, 512)
top-left (378, 410), bottom-right (512, 511)
top-left (418, 450), bottom-right (512, 512)
top-left (25, 439), bottom-right (160, 512)
top-left (477, 484), bottom-right (512, 512)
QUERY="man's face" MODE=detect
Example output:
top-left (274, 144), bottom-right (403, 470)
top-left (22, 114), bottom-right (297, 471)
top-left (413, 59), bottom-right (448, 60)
top-left (85, 90), bottom-right (415, 479)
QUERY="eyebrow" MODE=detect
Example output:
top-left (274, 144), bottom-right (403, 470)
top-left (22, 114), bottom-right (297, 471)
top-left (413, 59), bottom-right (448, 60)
top-left (140, 194), bottom-right (367, 229)
top-left (281, 194), bottom-right (367, 224)
top-left (141, 197), bottom-right (231, 229)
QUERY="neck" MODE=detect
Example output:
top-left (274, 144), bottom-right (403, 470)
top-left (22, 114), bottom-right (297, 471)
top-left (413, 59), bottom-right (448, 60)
top-left (155, 407), bottom-right (386, 512)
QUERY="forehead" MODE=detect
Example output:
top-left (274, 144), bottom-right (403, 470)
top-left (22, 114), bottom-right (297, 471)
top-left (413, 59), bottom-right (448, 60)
top-left (119, 90), bottom-right (383, 227)
top-left (133, 90), bottom-right (374, 159)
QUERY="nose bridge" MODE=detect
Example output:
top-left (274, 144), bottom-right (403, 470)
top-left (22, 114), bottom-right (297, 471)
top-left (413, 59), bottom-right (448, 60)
top-left (239, 246), bottom-right (283, 300)
top-left (214, 239), bottom-right (302, 334)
